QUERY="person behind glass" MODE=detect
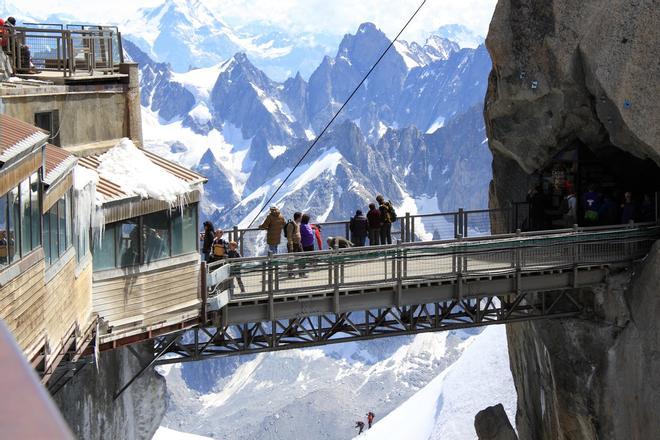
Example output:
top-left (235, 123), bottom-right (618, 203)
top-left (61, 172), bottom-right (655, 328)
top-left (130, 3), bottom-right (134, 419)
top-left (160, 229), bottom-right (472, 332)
top-left (621, 191), bottom-right (636, 224)
top-left (208, 229), bottom-right (228, 264)
top-left (349, 209), bottom-right (368, 246)
top-left (199, 221), bottom-right (214, 262)
top-left (227, 241), bottom-right (246, 293)
top-left (367, 203), bottom-right (381, 246)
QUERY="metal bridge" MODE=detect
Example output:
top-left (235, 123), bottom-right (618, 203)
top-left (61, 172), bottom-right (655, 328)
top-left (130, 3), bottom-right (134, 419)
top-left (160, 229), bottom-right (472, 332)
top-left (149, 223), bottom-right (658, 367)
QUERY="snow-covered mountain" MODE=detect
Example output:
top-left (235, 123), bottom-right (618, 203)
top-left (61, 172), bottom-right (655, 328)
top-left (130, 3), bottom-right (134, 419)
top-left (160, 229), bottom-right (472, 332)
top-left (156, 327), bottom-right (514, 440)
top-left (122, 0), bottom-right (335, 79)
top-left (128, 21), bottom-right (493, 231)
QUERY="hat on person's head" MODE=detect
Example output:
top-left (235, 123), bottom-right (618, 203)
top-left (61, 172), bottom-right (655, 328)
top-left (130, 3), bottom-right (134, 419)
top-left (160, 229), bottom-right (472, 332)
top-left (7, 17), bottom-right (16, 25)
top-left (356, 210), bottom-right (363, 216)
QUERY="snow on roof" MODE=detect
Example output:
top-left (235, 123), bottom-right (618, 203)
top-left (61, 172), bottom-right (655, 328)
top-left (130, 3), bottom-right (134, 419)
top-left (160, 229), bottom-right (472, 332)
top-left (78, 138), bottom-right (206, 206)
top-left (43, 144), bottom-right (77, 186)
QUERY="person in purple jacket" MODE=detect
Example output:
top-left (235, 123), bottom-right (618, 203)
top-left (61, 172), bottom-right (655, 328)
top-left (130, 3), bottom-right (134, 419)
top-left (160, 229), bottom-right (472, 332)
top-left (300, 214), bottom-right (315, 252)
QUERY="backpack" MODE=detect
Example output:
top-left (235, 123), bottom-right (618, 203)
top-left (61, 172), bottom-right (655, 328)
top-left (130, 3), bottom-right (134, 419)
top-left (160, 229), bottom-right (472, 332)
top-left (385, 201), bottom-right (397, 223)
top-left (212, 240), bottom-right (227, 258)
top-left (283, 219), bottom-right (294, 238)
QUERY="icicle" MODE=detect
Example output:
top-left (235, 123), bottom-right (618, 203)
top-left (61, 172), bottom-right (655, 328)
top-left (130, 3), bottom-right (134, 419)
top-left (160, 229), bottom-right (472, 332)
top-left (72, 165), bottom-right (105, 248)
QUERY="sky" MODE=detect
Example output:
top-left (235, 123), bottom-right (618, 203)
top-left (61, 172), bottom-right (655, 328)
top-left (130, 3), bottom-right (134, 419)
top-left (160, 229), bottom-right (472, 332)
top-left (8, 0), bottom-right (497, 43)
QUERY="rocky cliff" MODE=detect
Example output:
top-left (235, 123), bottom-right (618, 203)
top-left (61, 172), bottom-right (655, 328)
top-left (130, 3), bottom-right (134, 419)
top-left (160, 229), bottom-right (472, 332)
top-left (53, 343), bottom-right (166, 440)
top-left (484, 0), bottom-right (659, 439)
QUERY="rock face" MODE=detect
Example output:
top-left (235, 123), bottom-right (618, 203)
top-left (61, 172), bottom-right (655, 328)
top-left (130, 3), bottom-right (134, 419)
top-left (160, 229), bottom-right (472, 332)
top-left (474, 404), bottom-right (518, 440)
top-left (485, 1), bottom-right (660, 439)
top-left (53, 343), bottom-right (166, 440)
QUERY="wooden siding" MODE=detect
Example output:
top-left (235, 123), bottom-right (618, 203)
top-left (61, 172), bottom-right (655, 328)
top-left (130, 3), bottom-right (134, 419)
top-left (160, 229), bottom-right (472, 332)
top-left (0, 150), bottom-right (41, 196)
top-left (102, 190), bottom-right (202, 224)
top-left (92, 258), bottom-right (201, 343)
top-left (43, 173), bottom-right (73, 213)
top-left (0, 251), bottom-right (94, 369)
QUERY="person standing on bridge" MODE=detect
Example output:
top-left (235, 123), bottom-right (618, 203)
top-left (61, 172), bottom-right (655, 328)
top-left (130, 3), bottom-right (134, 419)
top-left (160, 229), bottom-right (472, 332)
top-left (376, 195), bottom-right (396, 245)
top-left (259, 206), bottom-right (286, 254)
top-left (285, 212), bottom-right (303, 278)
top-left (209, 229), bottom-right (228, 264)
top-left (227, 241), bottom-right (246, 293)
top-left (200, 221), bottom-right (214, 262)
top-left (350, 210), bottom-right (368, 246)
top-left (367, 203), bottom-right (381, 246)
top-left (300, 214), bottom-right (315, 253)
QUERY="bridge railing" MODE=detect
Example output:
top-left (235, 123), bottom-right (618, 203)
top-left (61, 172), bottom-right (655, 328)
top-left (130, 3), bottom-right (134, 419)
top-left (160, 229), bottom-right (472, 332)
top-left (209, 223), bottom-right (660, 300)
top-left (225, 203), bottom-right (529, 257)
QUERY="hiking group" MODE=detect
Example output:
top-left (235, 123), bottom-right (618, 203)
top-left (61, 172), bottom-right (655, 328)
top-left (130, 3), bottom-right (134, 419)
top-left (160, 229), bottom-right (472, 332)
top-left (355, 411), bottom-right (376, 434)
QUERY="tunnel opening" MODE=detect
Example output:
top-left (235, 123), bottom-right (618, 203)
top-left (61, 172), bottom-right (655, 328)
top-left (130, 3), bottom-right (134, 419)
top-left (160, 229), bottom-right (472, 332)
top-left (525, 143), bottom-right (660, 230)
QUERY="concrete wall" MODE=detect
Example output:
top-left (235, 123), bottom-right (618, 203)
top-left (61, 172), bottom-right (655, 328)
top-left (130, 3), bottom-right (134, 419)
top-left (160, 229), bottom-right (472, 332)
top-left (1, 86), bottom-right (128, 149)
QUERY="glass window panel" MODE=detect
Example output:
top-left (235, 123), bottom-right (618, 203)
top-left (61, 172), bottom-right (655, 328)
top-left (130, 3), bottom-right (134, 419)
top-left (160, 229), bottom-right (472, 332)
top-left (65, 190), bottom-right (72, 250)
top-left (20, 179), bottom-right (31, 256)
top-left (58, 198), bottom-right (66, 256)
top-left (93, 224), bottom-right (116, 270)
top-left (50, 204), bottom-right (59, 261)
top-left (118, 219), bottom-right (140, 268)
top-left (43, 210), bottom-right (51, 266)
top-left (172, 205), bottom-right (197, 256)
top-left (30, 174), bottom-right (41, 249)
top-left (143, 211), bottom-right (170, 263)
top-left (7, 187), bottom-right (19, 263)
top-left (0, 196), bottom-right (7, 267)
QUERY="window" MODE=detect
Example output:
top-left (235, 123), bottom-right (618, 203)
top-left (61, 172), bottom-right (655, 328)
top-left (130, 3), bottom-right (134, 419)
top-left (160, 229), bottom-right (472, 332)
top-left (20, 180), bottom-right (31, 256)
top-left (7, 187), bottom-right (20, 263)
top-left (34, 111), bottom-right (60, 147)
top-left (43, 189), bottom-right (73, 267)
top-left (30, 174), bottom-right (41, 248)
top-left (92, 223), bottom-right (116, 270)
top-left (118, 219), bottom-right (139, 268)
top-left (92, 204), bottom-right (199, 271)
top-left (172, 205), bottom-right (197, 255)
top-left (0, 197), bottom-right (7, 267)
top-left (143, 211), bottom-right (170, 263)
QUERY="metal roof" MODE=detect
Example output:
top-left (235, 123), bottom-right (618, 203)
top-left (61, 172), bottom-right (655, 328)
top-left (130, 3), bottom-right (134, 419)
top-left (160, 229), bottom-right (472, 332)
top-left (43, 144), bottom-right (77, 186)
top-left (78, 149), bottom-right (207, 204)
top-left (0, 114), bottom-right (49, 164)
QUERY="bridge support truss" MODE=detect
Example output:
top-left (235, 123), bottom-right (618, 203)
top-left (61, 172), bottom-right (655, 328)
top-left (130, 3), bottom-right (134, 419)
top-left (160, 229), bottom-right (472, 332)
top-left (155, 288), bottom-right (589, 365)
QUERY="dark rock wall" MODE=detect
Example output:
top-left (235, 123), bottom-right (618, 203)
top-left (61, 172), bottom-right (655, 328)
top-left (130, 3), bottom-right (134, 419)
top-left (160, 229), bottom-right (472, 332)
top-left (53, 343), bottom-right (166, 440)
top-left (484, 1), bottom-right (660, 439)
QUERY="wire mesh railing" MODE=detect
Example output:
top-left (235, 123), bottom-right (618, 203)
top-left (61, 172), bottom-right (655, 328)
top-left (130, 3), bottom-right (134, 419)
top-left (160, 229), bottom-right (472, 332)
top-left (4, 24), bottom-right (123, 76)
top-left (208, 224), bottom-right (660, 298)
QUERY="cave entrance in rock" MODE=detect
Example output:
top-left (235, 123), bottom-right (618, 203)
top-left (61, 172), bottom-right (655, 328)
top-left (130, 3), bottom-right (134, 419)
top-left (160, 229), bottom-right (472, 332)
top-left (529, 144), bottom-right (659, 230)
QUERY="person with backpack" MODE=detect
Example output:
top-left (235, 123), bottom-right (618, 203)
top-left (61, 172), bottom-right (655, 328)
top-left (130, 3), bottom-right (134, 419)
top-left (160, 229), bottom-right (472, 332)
top-left (367, 411), bottom-right (375, 429)
top-left (367, 203), bottom-right (381, 246)
top-left (355, 420), bottom-right (365, 435)
top-left (349, 210), bottom-right (368, 246)
top-left (285, 212), bottom-right (302, 278)
top-left (376, 195), bottom-right (397, 245)
top-left (327, 236), bottom-right (353, 249)
top-left (259, 206), bottom-right (286, 254)
top-left (209, 229), bottom-right (228, 264)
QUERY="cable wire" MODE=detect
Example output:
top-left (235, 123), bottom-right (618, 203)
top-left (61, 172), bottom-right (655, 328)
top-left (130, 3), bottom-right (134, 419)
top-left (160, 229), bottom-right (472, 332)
top-left (247, 0), bottom-right (428, 227)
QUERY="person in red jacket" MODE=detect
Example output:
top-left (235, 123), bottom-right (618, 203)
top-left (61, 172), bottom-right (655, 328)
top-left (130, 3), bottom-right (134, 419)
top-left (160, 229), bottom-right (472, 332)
top-left (367, 411), bottom-right (375, 428)
top-left (311, 223), bottom-right (323, 250)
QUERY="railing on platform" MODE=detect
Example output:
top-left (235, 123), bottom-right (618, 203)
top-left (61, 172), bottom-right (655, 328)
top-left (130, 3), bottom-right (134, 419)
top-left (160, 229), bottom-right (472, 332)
top-left (225, 202), bottom-right (530, 258)
top-left (4, 24), bottom-right (123, 76)
top-left (209, 223), bottom-right (660, 300)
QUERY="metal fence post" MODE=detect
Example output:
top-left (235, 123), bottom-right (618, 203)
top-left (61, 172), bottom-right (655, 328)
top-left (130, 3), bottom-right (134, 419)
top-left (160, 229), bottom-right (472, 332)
top-left (457, 208), bottom-right (464, 239)
top-left (333, 249), bottom-right (340, 314)
top-left (200, 261), bottom-right (208, 323)
top-left (411, 215), bottom-right (416, 242)
top-left (395, 240), bottom-right (402, 306)
top-left (267, 252), bottom-right (275, 347)
top-left (404, 212), bottom-right (411, 242)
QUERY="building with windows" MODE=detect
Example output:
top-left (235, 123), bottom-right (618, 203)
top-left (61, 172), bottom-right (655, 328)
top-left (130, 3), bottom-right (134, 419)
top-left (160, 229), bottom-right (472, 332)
top-left (0, 23), bottom-right (207, 387)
